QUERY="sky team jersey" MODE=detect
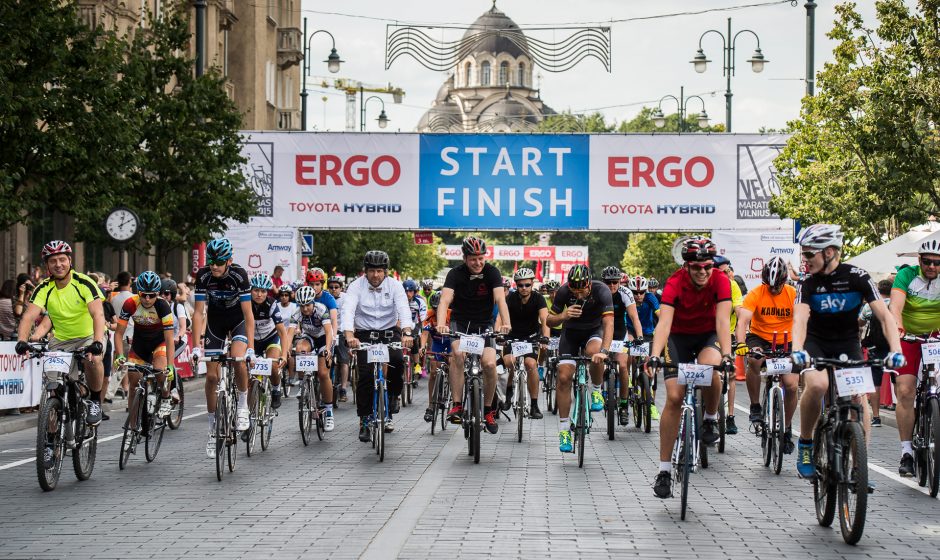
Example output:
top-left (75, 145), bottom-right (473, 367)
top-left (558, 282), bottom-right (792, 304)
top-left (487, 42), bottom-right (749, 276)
top-left (892, 265), bottom-right (940, 334)
top-left (291, 302), bottom-right (330, 339)
top-left (251, 297), bottom-right (283, 340)
top-left (797, 263), bottom-right (878, 341)
top-left (741, 284), bottom-right (796, 342)
top-left (660, 268), bottom-right (732, 335)
top-left (550, 280), bottom-right (614, 330)
top-left (628, 292), bottom-right (660, 337)
top-left (30, 271), bottom-right (103, 341)
top-left (194, 264), bottom-right (251, 316)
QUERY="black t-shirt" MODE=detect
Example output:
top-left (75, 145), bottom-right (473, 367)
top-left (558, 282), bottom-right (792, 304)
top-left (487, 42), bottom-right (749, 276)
top-left (194, 263), bottom-right (250, 320)
top-left (797, 263), bottom-right (878, 341)
top-left (444, 262), bottom-right (503, 325)
top-left (550, 280), bottom-right (614, 330)
top-left (506, 290), bottom-right (547, 338)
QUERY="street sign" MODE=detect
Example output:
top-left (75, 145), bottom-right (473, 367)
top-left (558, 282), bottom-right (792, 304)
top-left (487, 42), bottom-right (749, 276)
top-left (301, 233), bottom-right (314, 256)
top-left (413, 231), bottom-right (433, 245)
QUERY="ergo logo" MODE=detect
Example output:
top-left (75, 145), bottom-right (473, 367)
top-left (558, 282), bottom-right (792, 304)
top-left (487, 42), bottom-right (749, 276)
top-left (607, 156), bottom-right (715, 188)
top-left (295, 154), bottom-right (402, 186)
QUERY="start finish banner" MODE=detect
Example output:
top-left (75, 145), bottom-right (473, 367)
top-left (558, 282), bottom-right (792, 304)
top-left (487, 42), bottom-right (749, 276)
top-left (239, 132), bottom-right (789, 231)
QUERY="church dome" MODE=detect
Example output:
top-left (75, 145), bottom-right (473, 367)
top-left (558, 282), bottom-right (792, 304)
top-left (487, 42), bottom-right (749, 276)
top-left (461, 5), bottom-right (529, 58)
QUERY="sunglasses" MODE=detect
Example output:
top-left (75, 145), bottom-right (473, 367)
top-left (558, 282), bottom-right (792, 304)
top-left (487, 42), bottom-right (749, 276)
top-left (688, 263), bottom-right (714, 271)
top-left (632, 290), bottom-right (646, 295)
top-left (921, 257), bottom-right (940, 267)
top-left (517, 283), bottom-right (533, 288)
top-left (604, 280), bottom-right (619, 286)
top-left (801, 250), bottom-right (821, 259)
top-left (208, 260), bottom-right (227, 266)
top-left (139, 292), bottom-right (158, 300)
top-left (329, 285), bottom-right (342, 290)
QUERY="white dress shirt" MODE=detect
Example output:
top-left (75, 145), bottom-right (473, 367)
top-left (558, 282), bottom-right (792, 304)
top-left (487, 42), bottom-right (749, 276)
top-left (340, 275), bottom-right (414, 333)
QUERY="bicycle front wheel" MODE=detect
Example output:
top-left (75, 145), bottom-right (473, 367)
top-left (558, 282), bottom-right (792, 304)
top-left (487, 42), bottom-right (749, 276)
top-left (245, 380), bottom-right (260, 457)
top-left (377, 382), bottom-right (386, 462)
top-left (72, 400), bottom-right (97, 481)
top-left (36, 396), bottom-right (64, 491)
top-left (299, 379), bottom-right (313, 446)
top-left (812, 425), bottom-right (836, 527)
top-left (403, 358), bottom-right (412, 406)
top-left (680, 407), bottom-right (694, 520)
top-left (545, 369), bottom-right (556, 415)
top-left (516, 370), bottom-right (525, 443)
top-left (260, 384), bottom-right (274, 451)
top-left (641, 371), bottom-right (652, 433)
top-left (226, 394), bottom-right (237, 473)
top-left (838, 421), bottom-right (868, 545)
top-left (717, 380), bottom-right (727, 454)
top-left (772, 386), bottom-right (786, 475)
top-left (606, 369), bottom-right (616, 441)
top-left (472, 378), bottom-right (482, 464)
top-left (928, 399), bottom-right (940, 497)
top-left (577, 381), bottom-right (588, 468)
top-left (215, 394), bottom-right (228, 481)
top-left (167, 373), bottom-right (184, 430)
top-left (145, 398), bottom-right (165, 463)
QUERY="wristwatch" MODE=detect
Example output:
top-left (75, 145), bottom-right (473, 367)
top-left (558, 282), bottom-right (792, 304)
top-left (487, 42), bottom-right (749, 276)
top-left (402, 329), bottom-right (413, 336)
top-left (600, 348), bottom-right (609, 355)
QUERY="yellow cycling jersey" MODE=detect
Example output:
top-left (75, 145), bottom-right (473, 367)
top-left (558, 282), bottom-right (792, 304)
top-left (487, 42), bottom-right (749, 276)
top-left (30, 271), bottom-right (103, 341)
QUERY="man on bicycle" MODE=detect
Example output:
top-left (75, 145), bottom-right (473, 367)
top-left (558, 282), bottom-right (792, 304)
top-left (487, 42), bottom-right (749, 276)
top-left (600, 266), bottom-right (644, 426)
top-left (647, 236), bottom-right (733, 498)
top-left (113, 271), bottom-right (177, 429)
top-left (341, 251), bottom-right (414, 441)
top-left (734, 257), bottom-right (798, 454)
top-left (403, 279), bottom-right (427, 389)
top-left (547, 264), bottom-right (614, 453)
top-left (436, 237), bottom-right (511, 435)
top-left (888, 238), bottom-right (940, 476)
top-left (328, 276), bottom-right (352, 403)
top-left (626, 275), bottom-right (661, 420)
top-left (499, 268), bottom-right (550, 420)
top-left (790, 224), bottom-right (904, 478)
top-left (286, 286), bottom-right (335, 430)
top-left (423, 290), bottom-right (449, 423)
top-left (248, 273), bottom-right (289, 410)
top-left (190, 238), bottom-right (256, 459)
top-left (306, 267), bottom-right (339, 335)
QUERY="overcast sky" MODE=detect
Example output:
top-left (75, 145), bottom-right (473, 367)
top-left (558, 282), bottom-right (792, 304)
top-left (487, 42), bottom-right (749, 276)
top-left (298, 0), bottom-right (895, 133)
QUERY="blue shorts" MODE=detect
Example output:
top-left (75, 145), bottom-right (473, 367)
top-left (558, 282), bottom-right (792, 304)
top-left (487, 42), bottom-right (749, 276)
top-left (430, 336), bottom-right (451, 358)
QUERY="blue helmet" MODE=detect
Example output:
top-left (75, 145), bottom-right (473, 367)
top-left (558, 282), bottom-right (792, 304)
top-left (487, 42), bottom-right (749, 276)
top-left (136, 270), bottom-right (162, 293)
top-left (250, 272), bottom-right (273, 290)
top-left (206, 237), bottom-right (233, 262)
top-left (403, 279), bottom-right (418, 292)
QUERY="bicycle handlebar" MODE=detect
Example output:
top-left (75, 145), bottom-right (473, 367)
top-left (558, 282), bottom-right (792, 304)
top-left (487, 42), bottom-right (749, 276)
top-left (810, 357), bottom-right (881, 369)
top-left (902, 334), bottom-right (940, 343)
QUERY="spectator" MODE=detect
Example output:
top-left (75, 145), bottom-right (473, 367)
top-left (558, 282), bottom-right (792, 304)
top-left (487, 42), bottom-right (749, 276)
top-left (13, 274), bottom-right (34, 323)
top-left (0, 280), bottom-right (16, 339)
top-left (861, 278), bottom-right (894, 426)
top-left (271, 265), bottom-right (285, 290)
top-left (105, 271), bottom-right (134, 402)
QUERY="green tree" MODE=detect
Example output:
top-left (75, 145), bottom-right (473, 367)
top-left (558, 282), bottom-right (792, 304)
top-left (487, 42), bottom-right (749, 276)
top-left (772, 0), bottom-right (940, 246)
top-left (617, 107), bottom-right (725, 133)
top-left (621, 232), bottom-right (698, 283)
top-left (309, 231), bottom-right (445, 280)
top-left (537, 111), bottom-right (615, 132)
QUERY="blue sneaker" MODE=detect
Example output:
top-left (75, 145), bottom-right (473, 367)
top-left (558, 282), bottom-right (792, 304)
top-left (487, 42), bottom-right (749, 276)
top-left (558, 430), bottom-right (573, 452)
top-left (796, 440), bottom-right (815, 478)
top-left (590, 390), bottom-right (605, 412)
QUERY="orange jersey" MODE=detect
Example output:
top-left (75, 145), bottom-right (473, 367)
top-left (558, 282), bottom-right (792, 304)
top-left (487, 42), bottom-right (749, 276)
top-left (741, 284), bottom-right (796, 343)
top-left (425, 308), bottom-right (451, 331)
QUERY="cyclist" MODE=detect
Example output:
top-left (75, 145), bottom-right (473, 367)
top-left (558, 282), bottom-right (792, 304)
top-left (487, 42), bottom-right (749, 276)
top-left (626, 275), bottom-right (661, 420)
top-left (547, 264), bottom-right (614, 453)
top-left (420, 278), bottom-right (436, 305)
top-left (16, 241), bottom-right (107, 443)
top-left (600, 266), bottom-right (644, 426)
top-left (500, 268), bottom-right (550, 420)
top-left (306, 267), bottom-right (339, 340)
top-left (713, 255), bottom-right (745, 435)
top-left (888, 238), bottom-right (940, 476)
top-left (649, 277), bottom-right (661, 298)
top-left (790, 224), bottom-right (904, 479)
top-left (436, 237), bottom-right (511, 435)
top-left (341, 251), bottom-right (414, 440)
top-left (734, 257), bottom-right (798, 454)
top-left (423, 290), bottom-right (450, 423)
top-left (248, 273), bottom-right (289, 410)
top-left (647, 236), bottom-right (734, 498)
top-left (403, 279), bottom-right (427, 393)
top-left (328, 276), bottom-right (351, 403)
top-left (286, 285), bottom-right (335, 430)
top-left (191, 237), bottom-right (255, 459)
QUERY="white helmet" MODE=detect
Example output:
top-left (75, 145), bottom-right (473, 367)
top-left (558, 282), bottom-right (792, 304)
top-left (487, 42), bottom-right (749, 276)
top-left (627, 275), bottom-right (649, 292)
top-left (295, 285), bottom-right (316, 305)
top-left (798, 224), bottom-right (844, 250)
top-left (513, 267), bottom-right (535, 281)
top-left (919, 238), bottom-right (940, 256)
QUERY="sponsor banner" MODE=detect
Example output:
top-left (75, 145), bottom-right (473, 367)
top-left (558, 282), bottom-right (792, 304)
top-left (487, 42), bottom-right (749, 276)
top-left (589, 135), bottom-right (789, 230)
top-left (0, 342), bottom-right (40, 409)
top-left (419, 134), bottom-right (590, 230)
top-left (524, 246), bottom-right (555, 260)
top-left (494, 245), bottom-right (524, 260)
top-left (240, 133), bottom-right (419, 229)
top-left (712, 228), bottom-right (798, 290)
top-left (224, 225), bottom-right (299, 279)
top-left (442, 245), bottom-right (587, 262)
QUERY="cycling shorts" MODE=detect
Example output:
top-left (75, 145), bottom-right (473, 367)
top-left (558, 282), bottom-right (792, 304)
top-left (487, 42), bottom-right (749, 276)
top-left (745, 333), bottom-right (776, 353)
top-left (450, 320), bottom-right (496, 350)
top-left (129, 333), bottom-right (167, 365)
top-left (205, 315), bottom-right (248, 352)
top-left (802, 335), bottom-right (863, 364)
top-left (664, 332), bottom-right (720, 380)
top-left (558, 326), bottom-right (603, 365)
top-left (501, 340), bottom-right (540, 361)
top-left (254, 332), bottom-right (281, 356)
top-left (894, 331), bottom-right (940, 376)
top-left (294, 334), bottom-right (327, 355)
top-left (429, 336), bottom-right (451, 358)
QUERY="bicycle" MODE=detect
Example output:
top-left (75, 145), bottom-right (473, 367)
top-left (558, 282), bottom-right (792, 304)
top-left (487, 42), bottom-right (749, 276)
top-left (29, 343), bottom-right (99, 492)
top-left (165, 363), bottom-right (185, 430)
top-left (244, 357), bottom-right (278, 455)
top-left (717, 365), bottom-right (730, 454)
top-left (629, 339), bottom-right (653, 434)
top-left (198, 352), bottom-right (246, 482)
top-left (805, 356), bottom-right (879, 545)
top-left (119, 363), bottom-right (170, 469)
top-left (747, 333), bottom-right (792, 475)
top-left (543, 336), bottom-right (559, 415)
top-left (454, 330), bottom-right (501, 464)
top-left (505, 333), bottom-right (545, 443)
top-left (604, 340), bottom-right (626, 440)
top-left (358, 336), bottom-right (403, 463)
top-left (294, 351), bottom-right (324, 446)
top-left (402, 350), bottom-right (412, 408)
top-left (904, 334), bottom-right (940, 497)
top-left (560, 354), bottom-right (602, 468)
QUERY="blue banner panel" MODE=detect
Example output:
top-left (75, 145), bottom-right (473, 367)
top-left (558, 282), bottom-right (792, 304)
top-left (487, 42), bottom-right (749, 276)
top-left (419, 135), bottom-right (590, 229)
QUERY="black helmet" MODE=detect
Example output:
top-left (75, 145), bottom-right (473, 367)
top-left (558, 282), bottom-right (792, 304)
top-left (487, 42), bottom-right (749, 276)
top-left (428, 290), bottom-right (441, 308)
top-left (461, 236), bottom-right (487, 256)
top-left (567, 264), bottom-right (591, 289)
top-left (363, 250), bottom-right (390, 269)
top-left (601, 266), bottom-right (622, 281)
top-left (160, 277), bottom-right (178, 295)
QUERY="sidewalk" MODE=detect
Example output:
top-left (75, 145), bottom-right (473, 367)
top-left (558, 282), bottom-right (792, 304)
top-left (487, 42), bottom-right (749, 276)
top-left (0, 376), bottom-right (206, 435)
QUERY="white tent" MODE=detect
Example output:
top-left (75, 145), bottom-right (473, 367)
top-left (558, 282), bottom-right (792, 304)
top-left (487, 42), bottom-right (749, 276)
top-left (847, 221), bottom-right (940, 280)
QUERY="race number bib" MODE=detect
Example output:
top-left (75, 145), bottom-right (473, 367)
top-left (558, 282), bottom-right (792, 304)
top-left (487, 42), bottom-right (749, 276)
top-left (631, 343), bottom-right (650, 357)
top-left (834, 367), bottom-right (875, 397)
top-left (608, 340), bottom-right (624, 354)
top-left (548, 337), bottom-right (560, 350)
top-left (921, 342), bottom-right (940, 367)
top-left (677, 363), bottom-right (713, 386)
top-left (43, 352), bottom-right (73, 374)
top-left (367, 344), bottom-right (390, 364)
top-left (763, 358), bottom-right (793, 376)
top-left (295, 354), bottom-right (318, 373)
top-left (251, 358), bottom-right (273, 377)
top-left (459, 336), bottom-right (486, 356)
top-left (511, 342), bottom-right (533, 357)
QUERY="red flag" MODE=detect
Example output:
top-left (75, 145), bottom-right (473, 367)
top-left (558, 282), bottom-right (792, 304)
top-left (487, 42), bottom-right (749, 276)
top-left (513, 261), bottom-right (518, 274)
top-left (535, 259), bottom-right (543, 281)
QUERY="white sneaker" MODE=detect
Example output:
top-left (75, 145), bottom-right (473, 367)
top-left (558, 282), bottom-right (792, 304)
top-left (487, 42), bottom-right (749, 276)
top-left (236, 406), bottom-right (250, 431)
top-left (206, 432), bottom-right (216, 459)
top-left (158, 399), bottom-right (172, 418)
top-left (384, 420), bottom-right (394, 433)
top-left (324, 412), bottom-right (335, 432)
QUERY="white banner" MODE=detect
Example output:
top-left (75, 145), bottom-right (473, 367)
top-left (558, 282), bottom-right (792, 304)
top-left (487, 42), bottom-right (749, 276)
top-left (0, 342), bottom-right (40, 410)
top-left (441, 245), bottom-right (588, 261)
top-left (712, 229), bottom-right (799, 290)
top-left (224, 225), bottom-right (300, 280)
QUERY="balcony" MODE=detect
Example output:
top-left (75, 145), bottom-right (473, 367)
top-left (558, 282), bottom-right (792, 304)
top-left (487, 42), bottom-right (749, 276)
top-left (277, 28), bottom-right (303, 69)
top-left (277, 110), bottom-right (300, 130)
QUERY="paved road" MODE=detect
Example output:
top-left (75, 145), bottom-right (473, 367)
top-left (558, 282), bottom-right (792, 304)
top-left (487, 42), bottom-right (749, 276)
top-left (0, 379), bottom-right (938, 559)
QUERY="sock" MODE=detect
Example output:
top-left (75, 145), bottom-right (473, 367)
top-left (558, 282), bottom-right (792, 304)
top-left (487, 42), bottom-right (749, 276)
top-left (207, 415), bottom-right (215, 430)
top-left (559, 418), bottom-right (570, 432)
top-left (704, 412), bottom-right (718, 421)
top-left (660, 461), bottom-right (673, 473)
top-left (90, 390), bottom-right (101, 402)
top-left (484, 405), bottom-right (491, 414)
top-left (238, 390), bottom-right (247, 408)
top-left (325, 404), bottom-right (333, 413)
top-left (531, 398), bottom-right (538, 408)
top-left (727, 415), bottom-right (735, 420)
top-left (799, 437), bottom-right (813, 445)
top-left (901, 441), bottom-right (913, 456)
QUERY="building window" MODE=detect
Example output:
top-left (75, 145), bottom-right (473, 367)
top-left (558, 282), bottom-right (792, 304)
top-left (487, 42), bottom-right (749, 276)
top-left (464, 62), bottom-right (472, 87)
top-left (266, 62), bottom-right (275, 104)
top-left (268, 0), bottom-right (278, 23)
top-left (499, 61), bottom-right (509, 85)
top-left (517, 62), bottom-right (526, 87)
top-left (481, 61), bottom-right (491, 86)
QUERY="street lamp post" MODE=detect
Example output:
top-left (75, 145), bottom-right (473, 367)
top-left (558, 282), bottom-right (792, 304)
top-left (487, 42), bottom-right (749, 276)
top-left (651, 86), bottom-right (709, 134)
top-left (300, 18), bottom-right (343, 131)
top-left (690, 17), bottom-right (768, 132)
top-left (360, 92), bottom-right (389, 131)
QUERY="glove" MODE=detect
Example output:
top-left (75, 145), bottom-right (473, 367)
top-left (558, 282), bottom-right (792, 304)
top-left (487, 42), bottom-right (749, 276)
top-left (734, 342), bottom-right (748, 356)
top-left (632, 337), bottom-right (645, 346)
top-left (791, 350), bottom-right (810, 369)
top-left (647, 356), bottom-right (663, 370)
top-left (245, 348), bottom-right (256, 362)
top-left (113, 354), bottom-right (127, 368)
top-left (191, 347), bottom-right (203, 362)
top-left (721, 354), bottom-right (736, 371)
top-left (87, 341), bottom-right (104, 356)
top-left (884, 352), bottom-right (907, 369)
top-left (14, 340), bottom-right (29, 356)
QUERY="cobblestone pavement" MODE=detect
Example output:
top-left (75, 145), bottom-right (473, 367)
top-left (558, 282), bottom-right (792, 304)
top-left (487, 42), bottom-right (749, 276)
top-left (0, 379), bottom-right (938, 559)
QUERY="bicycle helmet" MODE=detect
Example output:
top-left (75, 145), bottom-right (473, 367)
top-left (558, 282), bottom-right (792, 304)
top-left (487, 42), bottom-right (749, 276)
top-left (762, 257), bottom-right (788, 288)
top-left (601, 266), bottom-right (622, 281)
top-left (627, 275), bottom-right (649, 292)
top-left (363, 250), bottom-right (390, 269)
top-left (919, 238), bottom-right (940, 256)
top-left (428, 290), bottom-right (441, 308)
top-left (513, 267), bottom-right (535, 281)
top-left (250, 272), bottom-right (273, 290)
top-left (277, 283), bottom-right (293, 294)
top-left (135, 270), bottom-right (162, 293)
top-left (327, 275), bottom-right (344, 286)
top-left (205, 237), bottom-right (233, 262)
top-left (41, 240), bottom-right (72, 262)
top-left (567, 264), bottom-right (592, 289)
top-left (648, 277), bottom-right (660, 290)
top-left (306, 268), bottom-right (326, 284)
top-left (502, 276), bottom-right (511, 290)
top-left (712, 255), bottom-right (731, 268)
top-left (295, 285), bottom-right (316, 305)
top-left (544, 279), bottom-right (560, 292)
top-left (403, 279), bottom-right (419, 292)
top-left (681, 236), bottom-right (718, 262)
top-left (461, 236), bottom-right (487, 256)
top-left (797, 224), bottom-right (844, 250)
top-left (422, 278), bottom-right (434, 290)
top-left (160, 277), bottom-right (178, 295)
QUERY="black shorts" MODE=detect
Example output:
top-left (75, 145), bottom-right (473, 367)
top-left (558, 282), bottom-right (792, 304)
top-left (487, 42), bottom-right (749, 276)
top-left (205, 314), bottom-right (248, 352)
top-left (450, 320), bottom-right (496, 349)
top-left (867, 348), bottom-right (886, 386)
top-left (665, 332), bottom-right (720, 380)
top-left (254, 332), bottom-right (281, 356)
top-left (803, 335), bottom-right (863, 362)
top-left (558, 326), bottom-right (603, 364)
top-left (130, 332), bottom-right (167, 364)
top-left (501, 335), bottom-right (540, 361)
top-left (745, 333), bottom-right (774, 353)
top-left (334, 336), bottom-right (350, 365)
